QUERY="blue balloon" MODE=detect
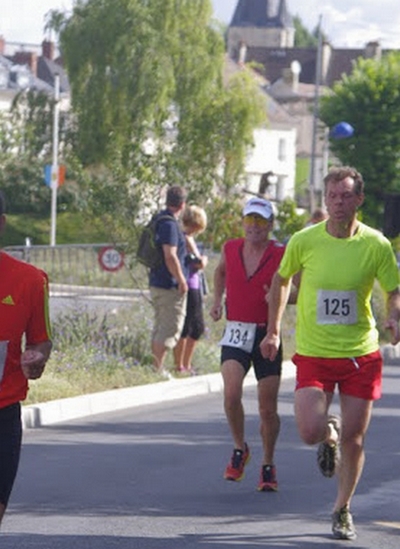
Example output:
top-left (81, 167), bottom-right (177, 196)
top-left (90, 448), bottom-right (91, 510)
top-left (330, 121), bottom-right (354, 139)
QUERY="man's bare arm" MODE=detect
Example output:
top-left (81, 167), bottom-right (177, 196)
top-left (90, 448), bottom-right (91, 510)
top-left (163, 244), bottom-right (188, 295)
top-left (260, 272), bottom-right (292, 360)
top-left (210, 250), bottom-right (226, 321)
top-left (385, 287), bottom-right (400, 345)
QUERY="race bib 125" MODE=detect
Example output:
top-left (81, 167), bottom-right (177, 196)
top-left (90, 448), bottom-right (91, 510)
top-left (317, 290), bottom-right (357, 325)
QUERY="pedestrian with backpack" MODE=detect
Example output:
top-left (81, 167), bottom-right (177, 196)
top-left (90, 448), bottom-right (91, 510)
top-left (149, 186), bottom-right (188, 378)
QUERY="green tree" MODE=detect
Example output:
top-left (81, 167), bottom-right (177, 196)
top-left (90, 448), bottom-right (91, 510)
top-left (59, 0), bottom-right (217, 166)
top-left (164, 67), bottom-right (267, 198)
top-left (50, 0), bottom-right (266, 248)
top-left (0, 90), bottom-right (79, 215)
top-left (274, 198), bottom-right (307, 242)
top-left (319, 52), bottom-right (400, 228)
top-left (293, 15), bottom-right (329, 50)
top-left (293, 15), bottom-right (318, 48)
top-left (201, 195), bottom-right (244, 252)
top-left (1, 90), bottom-right (53, 160)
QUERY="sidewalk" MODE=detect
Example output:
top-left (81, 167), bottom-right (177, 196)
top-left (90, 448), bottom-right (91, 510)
top-left (22, 360), bottom-right (297, 430)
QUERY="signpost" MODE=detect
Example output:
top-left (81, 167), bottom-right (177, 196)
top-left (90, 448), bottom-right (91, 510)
top-left (309, 15), bottom-right (323, 213)
top-left (50, 73), bottom-right (60, 246)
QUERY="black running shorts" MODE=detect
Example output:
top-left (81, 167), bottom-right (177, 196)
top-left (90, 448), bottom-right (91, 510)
top-left (221, 326), bottom-right (282, 380)
top-left (0, 403), bottom-right (22, 506)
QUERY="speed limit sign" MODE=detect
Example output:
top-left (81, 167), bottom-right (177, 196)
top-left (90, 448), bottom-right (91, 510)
top-left (98, 246), bottom-right (125, 272)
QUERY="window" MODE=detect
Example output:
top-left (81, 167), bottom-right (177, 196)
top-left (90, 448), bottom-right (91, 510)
top-left (278, 138), bottom-right (286, 161)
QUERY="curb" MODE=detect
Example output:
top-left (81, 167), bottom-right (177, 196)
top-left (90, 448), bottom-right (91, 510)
top-left (22, 360), bottom-right (296, 429)
top-left (49, 283), bottom-right (148, 298)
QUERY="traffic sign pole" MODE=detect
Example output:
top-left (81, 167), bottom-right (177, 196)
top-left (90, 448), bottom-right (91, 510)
top-left (50, 73), bottom-right (60, 247)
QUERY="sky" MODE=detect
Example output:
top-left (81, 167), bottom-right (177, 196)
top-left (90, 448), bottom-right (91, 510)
top-left (2, 0), bottom-right (400, 49)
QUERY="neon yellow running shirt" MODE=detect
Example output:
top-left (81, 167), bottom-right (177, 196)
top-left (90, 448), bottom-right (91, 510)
top-left (279, 221), bottom-right (399, 357)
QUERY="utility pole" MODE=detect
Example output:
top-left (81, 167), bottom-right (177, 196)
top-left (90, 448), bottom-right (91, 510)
top-left (309, 15), bottom-right (323, 213)
top-left (50, 73), bottom-right (60, 246)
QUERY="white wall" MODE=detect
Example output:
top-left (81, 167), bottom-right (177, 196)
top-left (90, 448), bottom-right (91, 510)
top-left (243, 127), bottom-right (297, 201)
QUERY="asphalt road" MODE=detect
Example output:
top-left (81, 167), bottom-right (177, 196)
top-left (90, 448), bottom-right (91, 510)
top-left (1, 367), bottom-right (400, 548)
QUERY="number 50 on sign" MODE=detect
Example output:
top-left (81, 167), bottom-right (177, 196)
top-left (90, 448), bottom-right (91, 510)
top-left (98, 247), bottom-right (125, 272)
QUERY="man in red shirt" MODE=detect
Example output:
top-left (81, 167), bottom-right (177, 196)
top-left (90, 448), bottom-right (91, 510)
top-left (0, 191), bottom-right (52, 527)
top-left (210, 197), bottom-right (293, 491)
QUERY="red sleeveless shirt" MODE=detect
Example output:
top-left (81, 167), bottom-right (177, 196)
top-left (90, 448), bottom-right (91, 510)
top-left (224, 238), bottom-right (285, 324)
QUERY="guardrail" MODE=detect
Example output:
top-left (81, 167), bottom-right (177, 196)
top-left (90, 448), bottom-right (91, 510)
top-left (4, 242), bottom-right (217, 297)
top-left (4, 243), bottom-right (147, 291)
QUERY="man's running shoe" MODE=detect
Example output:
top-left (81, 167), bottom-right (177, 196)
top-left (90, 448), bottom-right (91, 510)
top-left (332, 505), bottom-right (357, 540)
top-left (317, 415), bottom-right (341, 478)
top-left (257, 464), bottom-right (278, 492)
top-left (224, 443), bottom-right (250, 481)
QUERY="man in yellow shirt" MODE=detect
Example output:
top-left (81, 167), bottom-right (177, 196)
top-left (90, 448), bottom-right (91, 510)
top-left (260, 166), bottom-right (400, 540)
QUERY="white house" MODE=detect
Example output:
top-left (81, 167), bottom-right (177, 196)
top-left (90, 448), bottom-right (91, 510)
top-left (244, 126), bottom-right (296, 201)
top-left (224, 56), bottom-right (297, 203)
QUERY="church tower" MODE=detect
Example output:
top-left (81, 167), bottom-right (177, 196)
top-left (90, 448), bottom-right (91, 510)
top-left (227, 0), bottom-right (295, 60)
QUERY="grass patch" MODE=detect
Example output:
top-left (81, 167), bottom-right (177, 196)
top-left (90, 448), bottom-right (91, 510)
top-left (26, 304), bottom-right (158, 405)
top-left (4, 212), bottom-right (110, 247)
top-left (27, 349), bottom-right (159, 404)
top-left (25, 288), bottom-right (297, 405)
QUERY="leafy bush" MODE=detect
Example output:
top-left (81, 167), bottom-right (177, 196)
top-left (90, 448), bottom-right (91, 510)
top-left (0, 158), bottom-right (80, 216)
top-left (201, 195), bottom-right (244, 252)
top-left (26, 304), bottom-right (158, 404)
top-left (53, 306), bottom-right (154, 366)
top-left (274, 198), bottom-right (307, 242)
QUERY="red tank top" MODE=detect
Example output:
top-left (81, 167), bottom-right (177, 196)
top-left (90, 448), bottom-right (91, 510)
top-left (224, 238), bottom-right (285, 324)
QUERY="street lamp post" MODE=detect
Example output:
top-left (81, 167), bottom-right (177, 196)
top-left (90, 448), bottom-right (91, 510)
top-left (50, 73), bottom-right (60, 247)
top-left (309, 15), bottom-right (323, 213)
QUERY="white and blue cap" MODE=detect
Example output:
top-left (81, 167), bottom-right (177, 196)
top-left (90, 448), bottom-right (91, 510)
top-left (242, 197), bottom-right (273, 220)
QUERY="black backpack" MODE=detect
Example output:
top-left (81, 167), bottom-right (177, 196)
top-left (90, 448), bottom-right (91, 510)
top-left (136, 214), bottom-right (175, 269)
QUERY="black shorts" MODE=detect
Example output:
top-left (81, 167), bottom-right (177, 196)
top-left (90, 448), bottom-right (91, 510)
top-left (221, 326), bottom-right (282, 381)
top-left (0, 403), bottom-right (22, 506)
top-left (181, 288), bottom-right (205, 341)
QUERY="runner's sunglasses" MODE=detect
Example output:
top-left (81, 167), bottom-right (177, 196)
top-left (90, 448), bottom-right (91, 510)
top-left (243, 214), bottom-right (270, 227)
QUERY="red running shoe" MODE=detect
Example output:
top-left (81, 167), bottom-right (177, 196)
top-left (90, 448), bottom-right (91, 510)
top-left (224, 443), bottom-right (251, 481)
top-left (257, 464), bottom-right (278, 492)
